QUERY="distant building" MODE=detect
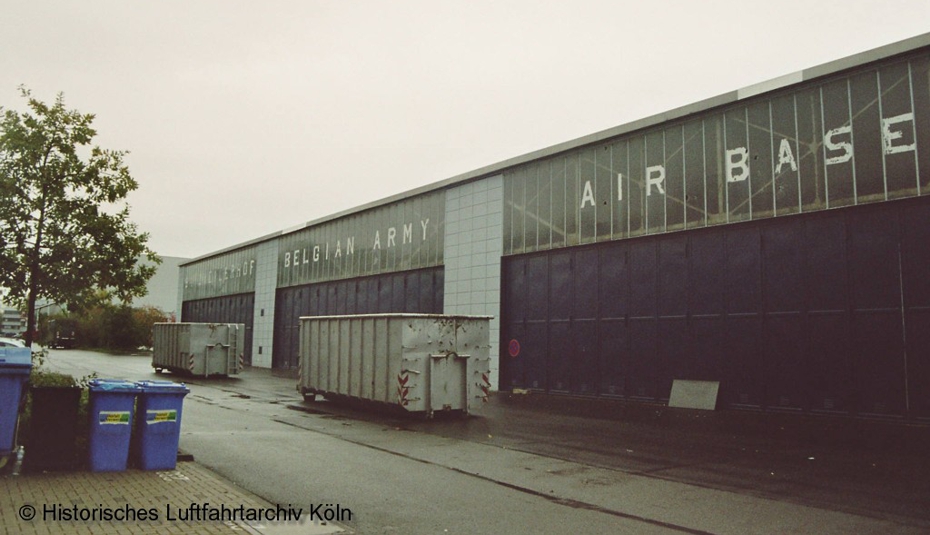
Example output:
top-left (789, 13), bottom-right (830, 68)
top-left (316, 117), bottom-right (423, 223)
top-left (134, 256), bottom-right (186, 318)
top-left (1, 306), bottom-right (25, 337)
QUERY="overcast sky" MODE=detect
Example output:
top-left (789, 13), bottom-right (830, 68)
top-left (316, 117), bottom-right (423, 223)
top-left (2, 1), bottom-right (929, 259)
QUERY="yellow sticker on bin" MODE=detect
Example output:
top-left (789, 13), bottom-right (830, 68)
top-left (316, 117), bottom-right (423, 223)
top-left (98, 411), bottom-right (130, 424)
top-left (146, 410), bottom-right (177, 424)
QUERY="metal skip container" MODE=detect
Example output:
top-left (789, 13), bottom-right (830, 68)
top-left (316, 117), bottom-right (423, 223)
top-left (152, 323), bottom-right (244, 377)
top-left (298, 314), bottom-right (493, 417)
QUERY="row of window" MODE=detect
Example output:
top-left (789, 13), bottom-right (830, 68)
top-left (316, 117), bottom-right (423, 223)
top-left (503, 53), bottom-right (930, 255)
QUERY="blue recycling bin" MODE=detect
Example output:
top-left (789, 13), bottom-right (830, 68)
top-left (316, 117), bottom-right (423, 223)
top-left (0, 348), bottom-right (32, 458)
top-left (87, 379), bottom-right (140, 472)
top-left (133, 380), bottom-right (189, 470)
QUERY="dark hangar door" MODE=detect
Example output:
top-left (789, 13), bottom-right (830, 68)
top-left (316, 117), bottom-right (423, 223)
top-left (181, 293), bottom-right (255, 366)
top-left (501, 196), bottom-right (930, 420)
top-left (272, 267), bottom-right (444, 370)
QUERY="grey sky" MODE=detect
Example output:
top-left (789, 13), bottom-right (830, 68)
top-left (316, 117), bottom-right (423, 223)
top-left (3, 1), bottom-right (928, 259)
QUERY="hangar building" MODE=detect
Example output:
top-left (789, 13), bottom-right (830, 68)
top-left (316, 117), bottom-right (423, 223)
top-left (180, 33), bottom-right (930, 421)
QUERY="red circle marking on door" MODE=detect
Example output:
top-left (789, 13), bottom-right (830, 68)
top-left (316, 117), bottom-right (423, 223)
top-left (508, 339), bottom-right (521, 357)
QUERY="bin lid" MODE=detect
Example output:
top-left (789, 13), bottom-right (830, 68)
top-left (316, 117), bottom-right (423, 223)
top-left (136, 380), bottom-right (190, 394)
top-left (88, 378), bottom-right (141, 392)
top-left (0, 363), bottom-right (32, 375)
top-left (0, 347), bottom-right (32, 366)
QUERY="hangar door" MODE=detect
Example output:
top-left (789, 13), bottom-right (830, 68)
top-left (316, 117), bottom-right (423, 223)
top-left (181, 293), bottom-right (255, 366)
top-left (501, 197), bottom-right (930, 420)
top-left (273, 267), bottom-right (444, 370)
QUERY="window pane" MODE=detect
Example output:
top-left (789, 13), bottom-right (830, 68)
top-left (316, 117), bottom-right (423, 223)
top-left (912, 55), bottom-right (930, 194)
top-left (612, 141), bottom-right (629, 238)
top-left (645, 130), bottom-right (666, 233)
top-left (550, 159), bottom-right (566, 247)
top-left (684, 120), bottom-right (706, 227)
top-left (628, 136), bottom-right (645, 235)
top-left (502, 174), bottom-right (513, 255)
top-left (704, 115), bottom-right (726, 225)
top-left (748, 101), bottom-right (774, 219)
top-left (579, 147), bottom-right (597, 244)
top-left (665, 125), bottom-right (685, 230)
top-left (725, 107), bottom-right (750, 222)
top-left (537, 162), bottom-right (552, 249)
top-left (511, 170), bottom-right (525, 254)
top-left (797, 87), bottom-right (825, 210)
top-left (565, 153), bottom-right (579, 245)
top-left (523, 164), bottom-right (538, 252)
top-left (771, 94), bottom-right (801, 215)
top-left (822, 79), bottom-right (855, 207)
top-left (850, 70), bottom-right (884, 202)
top-left (880, 61), bottom-right (918, 198)
top-left (595, 143), bottom-right (613, 240)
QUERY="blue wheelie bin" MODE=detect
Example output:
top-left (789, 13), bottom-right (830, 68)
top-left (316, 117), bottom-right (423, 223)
top-left (133, 380), bottom-right (189, 470)
top-left (87, 379), bottom-right (141, 472)
top-left (0, 347), bottom-right (32, 460)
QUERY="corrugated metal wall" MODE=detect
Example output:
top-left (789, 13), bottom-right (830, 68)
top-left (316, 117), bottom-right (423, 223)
top-left (180, 293), bottom-right (255, 365)
top-left (501, 196), bottom-right (930, 420)
top-left (272, 267), bottom-right (444, 370)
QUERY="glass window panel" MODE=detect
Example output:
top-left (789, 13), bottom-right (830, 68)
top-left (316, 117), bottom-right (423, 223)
top-left (880, 61), bottom-right (918, 198)
top-left (821, 79), bottom-right (855, 207)
top-left (371, 208), bottom-right (383, 273)
top-left (748, 101), bottom-right (774, 219)
top-left (771, 94), bottom-right (801, 215)
top-left (537, 162), bottom-right (552, 249)
top-left (410, 199), bottom-right (421, 268)
top-left (684, 119), bottom-right (706, 227)
top-left (565, 153), bottom-right (579, 245)
top-left (797, 87), bottom-right (826, 210)
top-left (595, 143), bottom-right (613, 240)
top-left (502, 172), bottom-right (513, 255)
top-left (511, 170), bottom-right (525, 254)
top-left (579, 148), bottom-right (597, 243)
top-left (645, 130), bottom-right (666, 233)
top-left (664, 126), bottom-right (685, 230)
top-left (849, 70), bottom-right (884, 202)
top-left (523, 164), bottom-right (539, 252)
top-left (725, 107), bottom-right (751, 222)
top-left (704, 115), bottom-right (726, 225)
top-left (628, 136), bottom-right (645, 236)
top-left (611, 140), bottom-right (630, 239)
top-left (429, 193), bottom-right (441, 265)
top-left (912, 55), bottom-right (930, 194)
top-left (550, 159), bottom-right (566, 247)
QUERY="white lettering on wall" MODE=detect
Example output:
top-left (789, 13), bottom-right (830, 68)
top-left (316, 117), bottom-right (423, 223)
top-left (882, 113), bottom-right (916, 155)
top-left (373, 231), bottom-right (381, 250)
top-left (403, 223), bottom-right (413, 244)
top-left (617, 173), bottom-right (623, 201)
top-left (726, 147), bottom-right (750, 182)
top-left (581, 180), bottom-right (595, 208)
top-left (420, 219), bottom-right (429, 240)
top-left (825, 126), bottom-right (853, 164)
top-left (646, 165), bottom-right (666, 196)
top-left (387, 227), bottom-right (396, 247)
top-left (775, 138), bottom-right (798, 174)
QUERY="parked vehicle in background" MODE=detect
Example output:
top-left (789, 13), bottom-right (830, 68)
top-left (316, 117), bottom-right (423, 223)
top-left (47, 318), bottom-right (77, 349)
top-left (0, 336), bottom-right (25, 348)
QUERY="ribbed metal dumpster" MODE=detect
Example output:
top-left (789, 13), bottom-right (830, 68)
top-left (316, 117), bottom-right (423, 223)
top-left (298, 314), bottom-right (493, 417)
top-left (152, 323), bottom-right (244, 377)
